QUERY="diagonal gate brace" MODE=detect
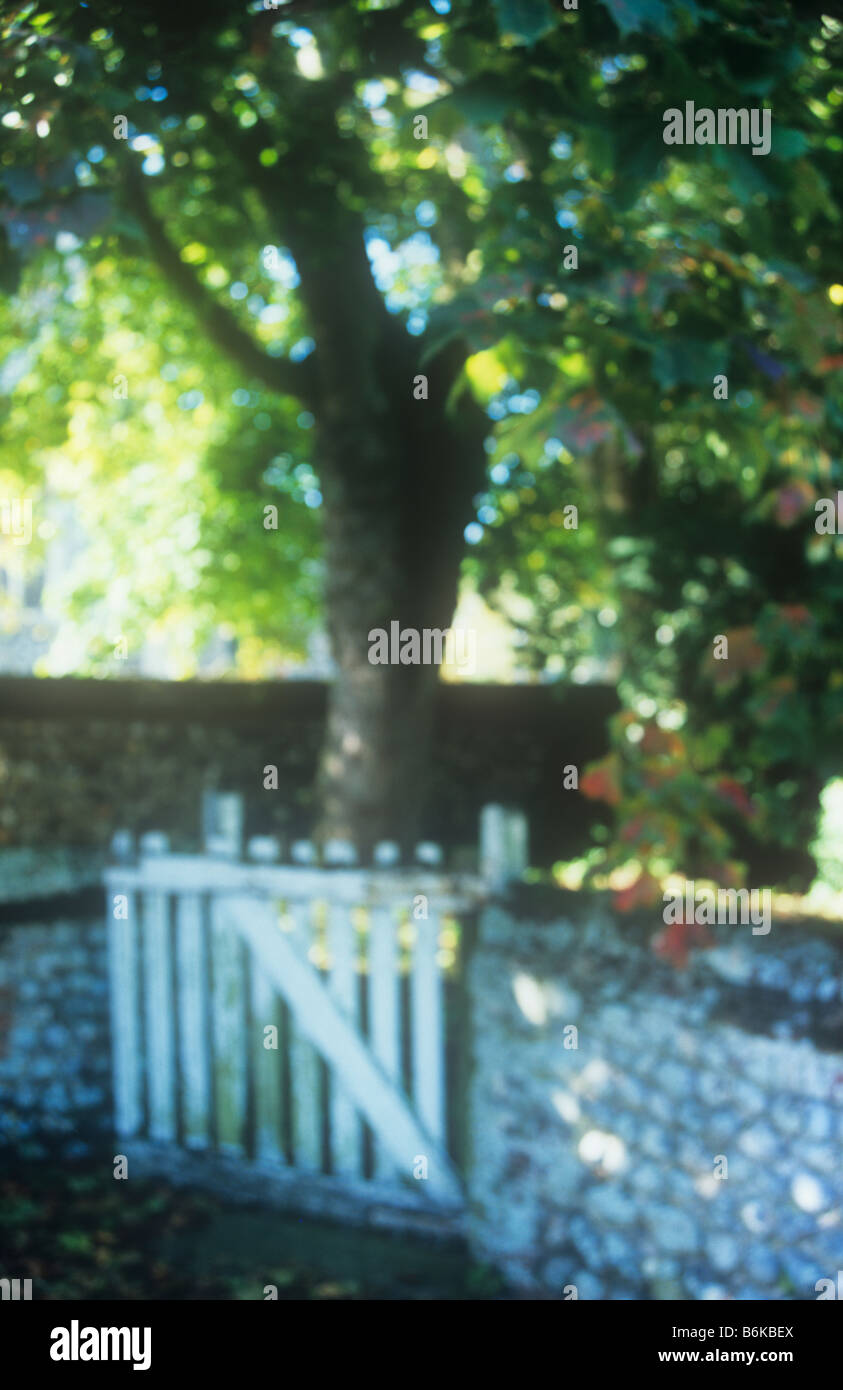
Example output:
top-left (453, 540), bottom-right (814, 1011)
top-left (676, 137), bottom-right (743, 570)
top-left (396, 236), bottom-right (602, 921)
top-left (225, 893), bottom-right (464, 1207)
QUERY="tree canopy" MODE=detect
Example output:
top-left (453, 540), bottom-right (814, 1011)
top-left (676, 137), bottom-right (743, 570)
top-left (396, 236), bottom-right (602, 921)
top-left (1, 0), bottom-right (842, 887)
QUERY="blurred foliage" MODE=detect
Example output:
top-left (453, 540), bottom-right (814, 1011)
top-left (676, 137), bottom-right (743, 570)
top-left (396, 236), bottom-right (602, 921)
top-left (811, 778), bottom-right (843, 896)
top-left (0, 0), bottom-right (842, 889)
top-left (0, 1151), bottom-right (500, 1299)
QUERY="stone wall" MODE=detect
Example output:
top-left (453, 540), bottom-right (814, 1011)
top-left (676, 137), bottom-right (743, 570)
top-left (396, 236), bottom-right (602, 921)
top-left (0, 674), bottom-right (613, 868)
top-left (0, 910), bottom-right (111, 1160)
top-left (0, 676), bottom-right (817, 885)
top-left (5, 875), bottom-right (843, 1299)
top-left (0, 848), bottom-right (105, 901)
top-left (466, 901), bottom-right (843, 1300)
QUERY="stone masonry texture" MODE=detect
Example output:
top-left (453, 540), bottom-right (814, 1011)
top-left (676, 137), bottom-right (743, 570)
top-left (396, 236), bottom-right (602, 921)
top-left (0, 914), bottom-right (111, 1160)
top-left (466, 902), bottom-right (843, 1300)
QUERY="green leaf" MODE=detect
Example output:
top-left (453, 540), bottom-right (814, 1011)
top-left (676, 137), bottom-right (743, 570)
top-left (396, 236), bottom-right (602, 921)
top-left (651, 338), bottom-right (725, 389)
top-left (611, 117), bottom-right (670, 207)
top-left (773, 127), bottom-right (811, 161)
top-left (712, 146), bottom-right (776, 204)
top-left (492, 0), bottom-right (557, 46)
top-left (432, 79), bottom-right (516, 124)
top-left (600, 0), bottom-right (676, 39)
top-left (790, 161), bottom-right (838, 221)
top-left (421, 297), bottom-right (498, 362)
top-left (58, 1232), bottom-right (94, 1254)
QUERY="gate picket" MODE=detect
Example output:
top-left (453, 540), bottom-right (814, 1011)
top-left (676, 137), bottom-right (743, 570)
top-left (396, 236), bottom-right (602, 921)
top-left (142, 890), bottom-right (176, 1142)
top-left (251, 950), bottom-right (284, 1163)
top-left (210, 894), bottom-right (248, 1155)
top-left (369, 905), bottom-right (401, 1180)
top-left (108, 886), bottom-right (143, 1137)
top-left (176, 892), bottom-right (211, 1149)
top-left (411, 912), bottom-right (445, 1147)
top-left (327, 902), bottom-right (363, 1178)
top-left (287, 901), bottom-right (323, 1171)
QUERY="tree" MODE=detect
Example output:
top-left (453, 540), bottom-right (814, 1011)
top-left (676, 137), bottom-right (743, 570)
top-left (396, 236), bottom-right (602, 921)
top-left (1, 0), bottom-right (841, 882)
top-left (2, 0), bottom-right (493, 855)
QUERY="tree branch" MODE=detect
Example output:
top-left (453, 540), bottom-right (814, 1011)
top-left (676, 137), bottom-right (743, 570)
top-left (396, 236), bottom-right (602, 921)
top-left (119, 156), bottom-right (316, 404)
top-left (203, 99), bottom-right (394, 376)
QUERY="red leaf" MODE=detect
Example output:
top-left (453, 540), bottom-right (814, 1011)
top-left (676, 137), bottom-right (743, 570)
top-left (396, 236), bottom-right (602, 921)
top-left (715, 778), bottom-right (756, 819)
top-left (613, 871), bottom-right (661, 912)
top-left (580, 754), bottom-right (622, 806)
top-left (774, 481), bottom-right (814, 526)
top-left (776, 603), bottom-right (811, 629)
top-left (651, 919), bottom-right (714, 970)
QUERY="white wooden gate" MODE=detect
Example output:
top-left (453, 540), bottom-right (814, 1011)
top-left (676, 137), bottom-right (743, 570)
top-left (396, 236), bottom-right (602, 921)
top-left (104, 807), bottom-right (525, 1222)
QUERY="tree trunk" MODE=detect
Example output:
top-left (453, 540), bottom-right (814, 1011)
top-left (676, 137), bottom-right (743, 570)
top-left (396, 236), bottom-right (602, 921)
top-left (314, 331), bottom-right (487, 857)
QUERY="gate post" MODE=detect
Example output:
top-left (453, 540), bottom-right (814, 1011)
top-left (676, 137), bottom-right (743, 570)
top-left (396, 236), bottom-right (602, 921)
top-left (202, 790), bottom-right (244, 859)
top-left (480, 804), bottom-right (528, 892)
